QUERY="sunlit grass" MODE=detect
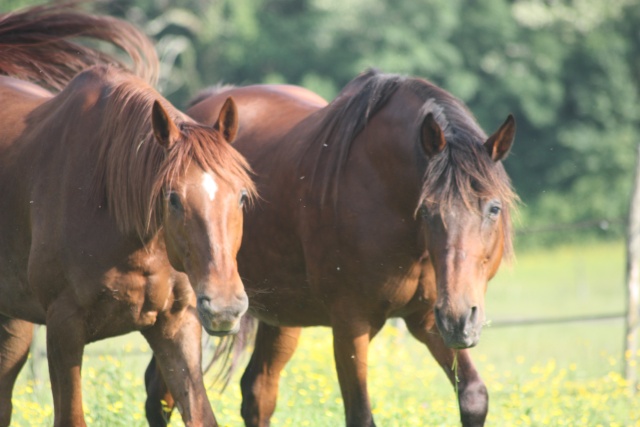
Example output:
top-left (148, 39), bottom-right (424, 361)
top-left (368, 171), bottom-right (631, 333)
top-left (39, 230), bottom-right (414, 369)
top-left (10, 326), bottom-right (639, 427)
top-left (10, 241), bottom-right (640, 426)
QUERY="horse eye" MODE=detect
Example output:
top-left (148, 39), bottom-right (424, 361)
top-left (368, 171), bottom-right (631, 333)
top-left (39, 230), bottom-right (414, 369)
top-left (168, 192), bottom-right (183, 212)
top-left (239, 189), bottom-right (249, 208)
top-left (488, 204), bottom-right (501, 218)
top-left (418, 205), bottom-right (428, 218)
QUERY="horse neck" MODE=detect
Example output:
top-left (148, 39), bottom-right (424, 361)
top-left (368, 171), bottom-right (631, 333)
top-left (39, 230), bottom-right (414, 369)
top-left (350, 113), bottom-right (426, 210)
top-left (311, 90), bottom-right (427, 213)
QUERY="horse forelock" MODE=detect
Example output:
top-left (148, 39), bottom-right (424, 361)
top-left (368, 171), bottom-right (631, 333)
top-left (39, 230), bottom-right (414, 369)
top-left (309, 69), bottom-right (517, 259)
top-left (157, 123), bottom-right (257, 205)
top-left (412, 86), bottom-right (518, 260)
top-left (90, 70), bottom-right (255, 239)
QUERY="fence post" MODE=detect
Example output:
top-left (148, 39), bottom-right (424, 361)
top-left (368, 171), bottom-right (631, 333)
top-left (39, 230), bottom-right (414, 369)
top-left (625, 144), bottom-right (640, 394)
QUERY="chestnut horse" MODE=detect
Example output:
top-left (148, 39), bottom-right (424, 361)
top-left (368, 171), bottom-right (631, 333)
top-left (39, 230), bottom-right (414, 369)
top-left (146, 71), bottom-right (517, 426)
top-left (0, 5), bottom-right (254, 427)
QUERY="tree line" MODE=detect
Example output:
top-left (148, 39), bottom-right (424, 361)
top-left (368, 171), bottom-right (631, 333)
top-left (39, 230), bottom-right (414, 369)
top-left (4, 0), bottom-right (639, 244)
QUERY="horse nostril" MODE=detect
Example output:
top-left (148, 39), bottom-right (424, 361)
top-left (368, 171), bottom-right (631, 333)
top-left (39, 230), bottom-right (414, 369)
top-left (237, 291), bottom-right (249, 306)
top-left (197, 295), bottom-right (212, 310)
top-left (236, 292), bottom-right (249, 315)
top-left (434, 306), bottom-right (448, 331)
top-left (469, 306), bottom-right (478, 324)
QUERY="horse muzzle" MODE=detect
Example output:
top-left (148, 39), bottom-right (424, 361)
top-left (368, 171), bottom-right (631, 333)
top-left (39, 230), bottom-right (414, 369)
top-left (434, 305), bottom-right (483, 349)
top-left (196, 292), bottom-right (249, 336)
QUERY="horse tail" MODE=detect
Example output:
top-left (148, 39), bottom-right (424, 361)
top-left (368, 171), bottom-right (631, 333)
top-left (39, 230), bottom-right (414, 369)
top-left (0, 3), bottom-right (159, 90)
top-left (204, 314), bottom-right (256, 391)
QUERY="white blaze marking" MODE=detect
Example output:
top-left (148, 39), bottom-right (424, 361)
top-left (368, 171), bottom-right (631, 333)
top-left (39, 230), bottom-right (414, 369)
top-left (202, 173), bottom-right (218, 201)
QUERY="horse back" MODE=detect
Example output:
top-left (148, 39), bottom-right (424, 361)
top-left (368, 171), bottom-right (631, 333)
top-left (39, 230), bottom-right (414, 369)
top-left (189, 84), bottom-right (325, 143)
top-left (188, 84), bottom-right (327, 203)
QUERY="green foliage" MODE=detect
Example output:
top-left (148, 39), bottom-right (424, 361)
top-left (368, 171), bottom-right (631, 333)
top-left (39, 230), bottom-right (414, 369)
top-left (0, 0), bottom-right (39, 12)
top-left (4, 0), bottom-right (640, 239)
top-left (141, 0), bottom-right (640, 239)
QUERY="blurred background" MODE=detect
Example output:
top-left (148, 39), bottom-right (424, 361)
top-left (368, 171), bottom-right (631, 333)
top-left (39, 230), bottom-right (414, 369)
top-left (9, 0), bottom-right (640, 240)
top-left (4, 0), bottom-right (639, 237)
top-left (2, 1), bottom-right (639, 425)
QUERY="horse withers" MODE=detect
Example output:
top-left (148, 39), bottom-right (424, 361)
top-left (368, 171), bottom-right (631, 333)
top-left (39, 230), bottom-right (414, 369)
top-left (147, 70), bottom-right (517, 427)
top-left (0, 5), bottom-right (254, 427)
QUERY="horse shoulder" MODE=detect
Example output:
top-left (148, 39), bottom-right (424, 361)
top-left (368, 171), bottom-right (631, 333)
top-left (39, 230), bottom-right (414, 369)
top-left (52, 236), bottom-right (189, 336)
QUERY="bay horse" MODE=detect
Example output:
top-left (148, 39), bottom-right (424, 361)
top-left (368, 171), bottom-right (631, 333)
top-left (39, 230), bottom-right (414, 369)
top-left (0, 5), bottom-right (255, 427)
top-left (146, 71), bottom-right (517, 427)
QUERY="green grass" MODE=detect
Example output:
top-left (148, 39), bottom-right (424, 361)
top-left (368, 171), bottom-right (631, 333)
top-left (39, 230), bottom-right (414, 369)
top-left (480, 240), bottom-right (627, 376)
top-left (489, 241), bottom-right (625, 318)
top-left (9, 241), bottom-right (640, 426)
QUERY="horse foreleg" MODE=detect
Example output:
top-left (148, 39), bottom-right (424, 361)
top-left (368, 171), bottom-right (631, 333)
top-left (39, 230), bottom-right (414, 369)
top-left (144, 355), bottom-right (175, 427)
top-left (404, 311), bottom-right (488, 427)
top-left (0, 315), bottom-right (34, 427)
top-left (331, 314), bottom-right (382, 427)
top-left (142, 309), bottom-right (215, 427)
top-left (240, 322), bottom-right (301, 427)
top-left (46, 302), bottom-right (87, 427)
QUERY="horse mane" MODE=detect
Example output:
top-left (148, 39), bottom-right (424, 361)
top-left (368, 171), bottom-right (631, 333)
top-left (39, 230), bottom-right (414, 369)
top-left (0, 3), bottom-right (158, 91)
top-left (308, 69), bottom-right (518, 258)
top-left (84, 67), bottom-right (255, 238)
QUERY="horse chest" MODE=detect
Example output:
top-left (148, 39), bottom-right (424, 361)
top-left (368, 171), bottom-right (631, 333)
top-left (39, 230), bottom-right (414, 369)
top-left (0, 258), bottom-right (44, 322)
top-left (246, 275), bottom-right (331, 326)
top-left (88, 268), bottom-right (176, 335)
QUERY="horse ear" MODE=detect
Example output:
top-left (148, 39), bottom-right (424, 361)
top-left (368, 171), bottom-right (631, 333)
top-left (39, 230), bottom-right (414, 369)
top-left (484, 114), bottom-right (516, 162)
top-left (421, 112), bottom-right (447, 157)
top-left (151, 100), bottom-right (180, 148)
top-left (213, 97), bottom-right (239, 143)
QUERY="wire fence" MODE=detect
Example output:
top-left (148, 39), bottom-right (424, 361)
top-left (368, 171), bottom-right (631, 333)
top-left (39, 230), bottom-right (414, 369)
top-left (25, 217), bottom-right (634, 387)
top-left (496, 217), bottom-right (628, 327)
top-left (490, 312), bottom-right (625, 328)
top-left (515, 218), bottom-right (625, 236)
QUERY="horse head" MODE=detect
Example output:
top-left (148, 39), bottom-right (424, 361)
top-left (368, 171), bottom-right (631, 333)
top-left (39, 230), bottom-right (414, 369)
top-left (419, 113), bottom-right (516, 349)
top-left (151, 98), bottom-right (253, 336)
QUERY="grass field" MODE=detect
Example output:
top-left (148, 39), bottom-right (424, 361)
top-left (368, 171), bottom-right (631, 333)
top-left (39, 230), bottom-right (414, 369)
top-left (9, 241), bottom-right (640, 426)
